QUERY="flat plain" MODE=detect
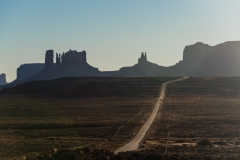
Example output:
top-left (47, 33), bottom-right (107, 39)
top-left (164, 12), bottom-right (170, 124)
top-left (145, 77), bottom-right (240, 157)
top-left (0, 77), bottom-right (178, 159)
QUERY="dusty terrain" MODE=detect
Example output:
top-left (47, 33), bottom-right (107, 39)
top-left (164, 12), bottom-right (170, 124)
top-left (0, 77), bottom-right (178, 159)
top-left (115, 77), bottom-right (187, 153)
top-left (145, 77), bottom-right (240, 157)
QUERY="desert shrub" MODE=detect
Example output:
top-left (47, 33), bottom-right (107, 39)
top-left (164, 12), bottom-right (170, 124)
top-left (180, 155), bottom-right (191, 160)
top-left (224, 156), bottom-right (238, 160)
top-left (129, 152), bottom-right (143, 159)
top-left (92, 149), bottom-right (113, 158)
top-left (56, 149), bottom-right (72, 155)
top-left (168, 156), bottom-right (180, 160)
top-left (197, 139), bottom-right (213, 147)
top-left (40, 149), bottom-right (78, 160)
top-left (45, 137), bottom-right (56, 140)
top-left (58, 152), bottom-right (77, 160)
top-left (37, 156), bottom-right (44, 160)
top-left (35, 147), bottom-right (240, 160)
top-left (76, 147), bottom-right (90, 155)
top-left (204, 156), bottom-right (215, 160)
top-left (94, 154), bottom-right (109, 160)
top-left (168, 154), bottom-right (180, 160)
top-left (124, 155), bottom-right (136, 160)
top-left (143, 153), bottom-right (165, 160)
top-left (212, 141), bottom-right (227, 145)
top-left (234, 141), bottom-right (240, 145)
top-left (37, 152), bottom-right (53, 160)
top-left (111, 154), bottom-right (124, 160)
top-left (236, 154), bottom-right (240, 159)
top-left (175, 139), bottom-right (186, 143)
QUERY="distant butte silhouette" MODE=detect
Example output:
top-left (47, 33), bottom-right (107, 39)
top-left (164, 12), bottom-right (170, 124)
top-left (17, 63), bottom-right (44, 81)
top-left (0, 73), bottom-right (7, 85)
top-left (37, 49), bottom-right (101, 79)
top-left (2, 41), bottom-right (240, 89)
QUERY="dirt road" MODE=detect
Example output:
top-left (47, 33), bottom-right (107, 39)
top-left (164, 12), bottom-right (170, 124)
top-left (114, 77), bottom-right (188, 154)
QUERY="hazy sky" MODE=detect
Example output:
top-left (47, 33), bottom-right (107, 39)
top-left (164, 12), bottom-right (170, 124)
top-left (1, 0), bottom-right (240, 82)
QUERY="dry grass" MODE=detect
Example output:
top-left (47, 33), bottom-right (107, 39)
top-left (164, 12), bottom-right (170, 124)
top-left (145, 77), bottom-right (240, 157)
top-left (0, 77), bottom-right (178, 159)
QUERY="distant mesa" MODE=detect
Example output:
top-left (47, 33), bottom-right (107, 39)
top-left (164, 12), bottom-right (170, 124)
top-left (15, 50), bottom-right (90, 84)
top-left (45, 49), bottom-right (87, 68)
top-left (166, 41), bottom-right (240, 76)
top-left (41, 42), bottom-right (240, 77)
top-left (117, 52), bottom-right (165, 76)
top-left (17, 63), bottom-right (45, 81)
top-left (0, 73), bottom-right (7, 85)
top-left (38, 49), bottom-right (100, 79)
top-left (2, 41), bottom-right (240, 89)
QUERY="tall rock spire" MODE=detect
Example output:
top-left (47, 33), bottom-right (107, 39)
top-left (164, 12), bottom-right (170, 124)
top-left (138, 52), bottom-right (147, 63)
top-left (45, 50), bottom-right (54, 68)
top-left (56, 53), bottom-right (61, 65)
top-left (0, 73), bottom-right (7, 85)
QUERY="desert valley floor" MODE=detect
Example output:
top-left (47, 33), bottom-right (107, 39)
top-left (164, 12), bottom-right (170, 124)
top-left (0, 77), bottom-right (240, 159)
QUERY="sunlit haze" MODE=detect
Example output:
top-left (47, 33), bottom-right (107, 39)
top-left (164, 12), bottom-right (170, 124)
top-left (1, 0), bottom-right (240, 82)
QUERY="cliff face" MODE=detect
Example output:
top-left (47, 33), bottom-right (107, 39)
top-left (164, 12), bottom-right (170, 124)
top-left (0, 73), bottom-right (7, 85)
top-left (118, 41), bottom-right (240, 77)
top-left (165, 42), bottom-right (210, 76)
top-left (17, 64), bottom-right (45, 80)
top-left (2, 41), bottom-right (240, 89)
top-left (118, 52), bottom-right (166, 76)
top-left (197, 41), bottom-right (240, 76)
top-left (182, 42), bottom-right (210, 74)
top-left (16, 41), bottom-right (240, 82)
top-left (29, 50), bottom-right (100, 80)
top-left (166, 41), bottom-right (240, 76)
top-left (60, 50), bottom-right (87, 65)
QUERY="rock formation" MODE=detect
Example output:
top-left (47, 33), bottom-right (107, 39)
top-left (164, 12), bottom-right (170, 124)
top-left (165, 41), bottom-right (240, 76)
top-left (61, 50), bottom-right (87, 65)
top-left (196, 41), bottom-right (240, 76)
top-left (17, 63), bottom-right (45, 81)
top-left (56, 53), bottom-right (61, 65)
top-left (117, 52), bottom-right (166, 76)
top-left (45, 50), bottom-right (54, 68)
top-left (104, 41), bottom-right (240, 77)
top-left (138, 52), bottom-right (147, 63)
top-left (0, 73), bottom-right (7, 85)
top-left (29, 49), bottom-right (100, 80)
top-left (2, 41), bottom-right (240, 89)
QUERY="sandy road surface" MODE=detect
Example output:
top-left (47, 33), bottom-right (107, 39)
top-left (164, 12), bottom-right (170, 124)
top-left (114, 77), bottom-right (188, 154)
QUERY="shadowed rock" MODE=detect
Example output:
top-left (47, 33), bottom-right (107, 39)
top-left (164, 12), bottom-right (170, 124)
top-left (29, 50), bottom-right (100, 81)
top-left (45, 50), bottom-right (54, 68)
top-left (2, 41), bottom-right (240, 89)
top-left (166, 41), bottom-right (240, 76)
top-left (0, 73), bottom-right (7, 85)
top-left (17, 63), bottom-right (45, 81)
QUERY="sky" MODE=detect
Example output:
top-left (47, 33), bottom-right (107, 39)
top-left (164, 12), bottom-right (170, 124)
top-left (1, 0), bottom-right (240, 82)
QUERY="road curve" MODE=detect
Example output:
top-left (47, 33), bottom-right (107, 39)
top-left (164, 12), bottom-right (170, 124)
top-left (114, 77), bottom-right (188, 154)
